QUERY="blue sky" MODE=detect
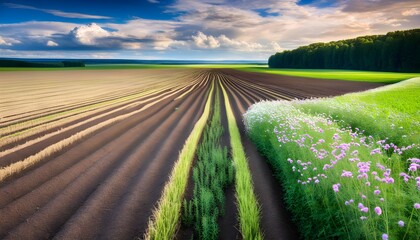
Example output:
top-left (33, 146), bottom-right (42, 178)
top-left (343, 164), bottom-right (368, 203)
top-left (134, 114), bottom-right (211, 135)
top-left (0, 0), bottom-right (419, 60)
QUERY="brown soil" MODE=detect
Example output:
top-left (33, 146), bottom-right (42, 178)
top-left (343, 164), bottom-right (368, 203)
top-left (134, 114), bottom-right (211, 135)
top-left (0, 68), bottom-right (383, 240)
top-left (0, 71), bottom-right (209, 239)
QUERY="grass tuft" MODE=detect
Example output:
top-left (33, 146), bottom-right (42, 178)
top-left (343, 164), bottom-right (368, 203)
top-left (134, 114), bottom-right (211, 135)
top-left (219, 80), bottom-right (263, 240)
top-left (181, 89), bottom-right (234, 240)
top-left (144, 81), bottom-right (214, 240)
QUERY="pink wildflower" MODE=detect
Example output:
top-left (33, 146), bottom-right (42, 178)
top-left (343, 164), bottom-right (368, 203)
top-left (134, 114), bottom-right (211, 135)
top-left (374, 206), bottom-right (382, 215)
top-left (332, 183), bottom-right (340, 193)
top-left (361, 207), bottom-right (369, 213)
top-left (341, 170), bottom-right (353, 178)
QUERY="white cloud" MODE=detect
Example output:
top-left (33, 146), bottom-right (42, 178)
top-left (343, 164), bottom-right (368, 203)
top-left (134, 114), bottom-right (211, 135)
top-left (0, 0), bottom-right (419, 59)
top-left (402, 8), bottom-right (420, 16)
top-left (47, 40), bottom-right (58, 46)
top-left (70, 23), bottom-right (111, 45)
top-left (4, 3), bottom-right (111, 19)
top-left (0, 36), bottom-right (20, 46)
top-left (0, 21), bottom-right (78, 37)
top-left (270, 41), bottom-right (283, 52)
top-left (122, 42), bottom-right (141, 49)
top-left (191, 31), bottom-right (280, 52)
top-left (0, 36), bottom-right (11, 46)
top-left (147, 0), bottom-right (160, 3)
top-left (192, 32), bottom-right (220, 48)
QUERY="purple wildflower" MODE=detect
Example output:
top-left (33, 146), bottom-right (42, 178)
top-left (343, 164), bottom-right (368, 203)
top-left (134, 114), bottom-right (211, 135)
top-left (409, 163), bottom-right (419, 172)
top-left (374, 206), bottom-right (382, 215)
top-left (341, 170), bottom-right (353, 178)
top-left (370, 148), bottom-right (381, 155)
top-left (414, 203), bottom-right (420, 209)
top-left (374, 190), bottom-right (381, 195)
top-left (361, 207), bottom-right (369, 213)
top-left (382, 233), bottom-right (388, 240)
top-left (398, 220), bottom-right (404, 227)
top-left (360, 216), bottom-right (367, 220)
top-left (332, 183), bottom-right (340, 193)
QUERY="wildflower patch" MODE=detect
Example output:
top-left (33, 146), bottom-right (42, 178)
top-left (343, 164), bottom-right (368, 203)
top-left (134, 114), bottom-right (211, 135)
top-left (244, 100), bottom-right (419, 239)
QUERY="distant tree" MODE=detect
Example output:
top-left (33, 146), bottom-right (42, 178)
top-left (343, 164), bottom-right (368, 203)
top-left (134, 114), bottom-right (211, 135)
top-left (0, 59), bottom-right (85, 68)
top-left (268, 29), bottom-right (420, 72)
top-left (62, 61), bottom-right (85, 67)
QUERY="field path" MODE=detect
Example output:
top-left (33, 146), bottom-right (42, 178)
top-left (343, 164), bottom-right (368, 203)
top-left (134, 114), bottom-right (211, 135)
top-left (0, 68), bottom-right (382, 239)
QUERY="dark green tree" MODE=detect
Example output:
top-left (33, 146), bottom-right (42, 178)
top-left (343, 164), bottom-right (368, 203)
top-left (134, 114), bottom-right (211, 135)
top-left (268, 29), bottom-right (420, 72)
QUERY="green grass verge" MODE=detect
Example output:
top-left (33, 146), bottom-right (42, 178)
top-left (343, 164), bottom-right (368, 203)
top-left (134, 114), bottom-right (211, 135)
top-left (244, 78), bottom-right (420, 239)
top-left (144, 81), bottom-right (214, 240)
top-left (182, 90), bottom-right (235, 239)
top-left (219, 81), bottom-right (263, 240)
top-left (244, 101), bottom-right (419, 239)
top-left (295, 77), bottom-right (420, 156)
top-left (239, 67), bottom-right (420, 83)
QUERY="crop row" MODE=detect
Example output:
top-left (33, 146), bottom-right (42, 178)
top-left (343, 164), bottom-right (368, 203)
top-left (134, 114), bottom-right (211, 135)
top-left (144, 80), bottom-right (215, 239)
top-left (181, 86), bottom-right (234, 239)
top-left (0, 70), bottom-right (205, 140)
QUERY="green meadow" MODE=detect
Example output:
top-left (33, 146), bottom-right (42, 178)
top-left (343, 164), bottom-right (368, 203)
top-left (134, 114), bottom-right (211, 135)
top-left (240, 67), bottom-right (420, 83)
top-left (244, 76), bottom-right (420, 239)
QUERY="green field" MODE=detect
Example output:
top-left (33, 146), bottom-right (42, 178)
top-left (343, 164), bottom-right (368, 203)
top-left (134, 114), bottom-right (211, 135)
top-left (240, 67), bottom-right (420, 83)
top-left (244, 77), bottom-right (420, 239)
top-left (296, 77), bottom-right (420, 151)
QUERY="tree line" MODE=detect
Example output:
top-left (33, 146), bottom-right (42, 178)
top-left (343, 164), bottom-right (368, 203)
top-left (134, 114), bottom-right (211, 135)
top-left (0, 59), bottom-right (85, 68)
top-left (268, 29), bottom-right (420, 72)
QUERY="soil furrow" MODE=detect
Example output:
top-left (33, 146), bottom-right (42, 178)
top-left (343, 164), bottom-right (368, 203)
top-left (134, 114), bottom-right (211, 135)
top-left (220, 73), bottom-right (300, 240)
top-left (223, 72), bottom-right (274, 102)
top-left (214, 76), bottom-right (241, 240)
top-left (100, 82), bottom-right (209, 240)
top-left (0, 87), bottom-right (194, 238)
top-left (0, 84), bottom-right (195, 167)
top-left (1, 77), bottom-right (208, 239)
top-left (54, 80), bottom-right (209, 240)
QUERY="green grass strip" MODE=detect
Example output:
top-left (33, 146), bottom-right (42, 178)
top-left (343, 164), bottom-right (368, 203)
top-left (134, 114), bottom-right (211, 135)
top-left (219, 80), bottom-right (263, 240)
top-left (239, 67), bottom-right (420, 83)
top-left (144, 81), bottom-right (215, 240)
top-left (182, 89), bottom-right (235, 239)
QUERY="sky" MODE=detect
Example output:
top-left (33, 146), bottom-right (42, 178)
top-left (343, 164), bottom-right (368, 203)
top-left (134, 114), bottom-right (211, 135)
top-left (0, 0), bottom-right (419, 60)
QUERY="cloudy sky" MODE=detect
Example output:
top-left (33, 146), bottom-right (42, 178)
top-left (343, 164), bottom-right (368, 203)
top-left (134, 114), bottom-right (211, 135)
top-left (0, 0), bottom-right (419, 60)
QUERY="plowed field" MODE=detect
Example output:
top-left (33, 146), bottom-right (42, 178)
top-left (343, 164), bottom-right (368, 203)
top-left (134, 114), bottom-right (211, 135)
top-left (0, 68), bottom-right (382, 239)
